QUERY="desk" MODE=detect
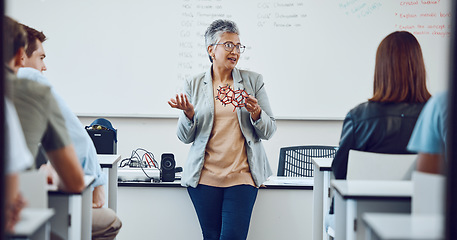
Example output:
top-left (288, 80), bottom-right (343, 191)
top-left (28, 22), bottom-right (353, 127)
top-left (48, 175), bottom-right (94, 240)
top-left (363, 213), bottom-right (444, 240)
top-left (117, 176), bottom-right (314, 240)
top-left (312, 157), bottom-right (333, 240)
top-left (7, 208), bottom-right (54, 240)
top-left (332, 180), bottom-right (413, 240)
top-left (98, 154), bottom-right (121, 211)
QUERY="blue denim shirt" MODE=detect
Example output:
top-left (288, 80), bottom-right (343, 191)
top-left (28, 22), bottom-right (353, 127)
top-left (18, 67), bottom-right (106, 188)
top-left (177, 67), bottom-right (277, 188)
top-left (408, 91), bottom-right (448, 155)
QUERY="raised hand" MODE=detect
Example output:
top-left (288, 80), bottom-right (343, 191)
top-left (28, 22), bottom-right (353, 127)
top-left (168, 93), bottom-right (195, 120)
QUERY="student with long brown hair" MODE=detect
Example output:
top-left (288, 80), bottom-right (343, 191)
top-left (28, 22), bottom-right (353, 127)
top-left (326, 31), bottom-right (432, 232)
top-left (332, 31), bottom-right (431, 180)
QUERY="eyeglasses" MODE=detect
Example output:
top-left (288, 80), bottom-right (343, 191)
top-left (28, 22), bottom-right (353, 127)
top-left (213, 41), bottom-right (246, 53)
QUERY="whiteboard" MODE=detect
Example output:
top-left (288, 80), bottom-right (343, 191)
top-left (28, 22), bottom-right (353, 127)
top-left (6, 0), bottom-right (452, 119)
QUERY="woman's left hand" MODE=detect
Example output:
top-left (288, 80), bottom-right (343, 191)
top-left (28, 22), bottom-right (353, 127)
top-left (245, 95), bottom-right (261, 121)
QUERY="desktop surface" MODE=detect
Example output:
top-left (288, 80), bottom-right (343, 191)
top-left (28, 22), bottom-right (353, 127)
top-left (332, 180), bottom-right (413, 200)
top-left (363, 213), bottom-right (444, 240)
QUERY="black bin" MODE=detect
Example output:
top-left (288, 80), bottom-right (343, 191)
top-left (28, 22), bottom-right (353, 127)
top-left (86, 118), bottom-right (117, 154)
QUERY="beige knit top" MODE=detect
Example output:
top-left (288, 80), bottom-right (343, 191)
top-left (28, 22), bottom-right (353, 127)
top-left (198, 80), bottom-right (255, 187)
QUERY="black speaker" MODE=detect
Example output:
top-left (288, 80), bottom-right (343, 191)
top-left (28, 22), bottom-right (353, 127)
top-left (161, 153), bottom-right (176, 182)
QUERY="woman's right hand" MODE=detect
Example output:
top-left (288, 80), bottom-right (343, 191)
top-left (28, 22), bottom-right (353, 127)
top-left (168, 93), bottom-right (195, 120)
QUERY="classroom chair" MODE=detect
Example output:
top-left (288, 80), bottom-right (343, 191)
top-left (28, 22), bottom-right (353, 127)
top-left (412, 171), bottom-right (445, 215)
top-left (277, 145), bottom-right (338, 177)
top-left (18, 170), bottom-right (48, 208)
top-left (346, 150), bottom-right (417, 180)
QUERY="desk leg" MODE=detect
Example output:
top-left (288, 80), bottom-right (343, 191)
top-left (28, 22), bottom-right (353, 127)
top-left (102, 168), bottom-right (110, 209)
top-left (108, 165), bottom-right (118, 212)
top-left (312, 166), bottom-right (324, 240)
top-left (102, 165), bottom-right (118, 212)
top-left (346, 199), bottom-right (357, 240)
top-left (44, 221), bottom-right (51, 240)
top-left (68, 195), bottom-right (82, 240)
top-left (31, 221), bottom-right (51, 240)
top-left (81, 189), bottom-right (93, 240)
top-left (365, 225), bottom-right (378, 240)
top-left (334, 193), bottom-right (346, 240)
top-left (322, 171), bottom-right (331, 240)
top-left (367, 227), bottom-right (381, 240)
top-left (49, 195), bottom-right (70, 239)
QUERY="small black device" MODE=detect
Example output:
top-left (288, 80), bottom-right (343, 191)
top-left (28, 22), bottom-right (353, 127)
top-left (160, 153), bottom-right (176, 182)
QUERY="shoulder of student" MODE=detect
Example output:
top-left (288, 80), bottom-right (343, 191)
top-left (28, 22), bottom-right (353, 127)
top-left (13, 78), bottom-right (52, 101)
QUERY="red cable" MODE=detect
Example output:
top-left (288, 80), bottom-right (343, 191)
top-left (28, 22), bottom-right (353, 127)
top-left (144, 154), bottom-right (152, 168)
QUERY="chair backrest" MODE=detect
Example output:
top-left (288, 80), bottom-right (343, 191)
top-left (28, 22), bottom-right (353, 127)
top-left (277, 145), bottom-right (338, 177)
top-left (346, 150), bottom-right (417, 180)
top-left (412, 171), bottom-right (445, 215)
top-left (18, 170), bottom-right (48, 208)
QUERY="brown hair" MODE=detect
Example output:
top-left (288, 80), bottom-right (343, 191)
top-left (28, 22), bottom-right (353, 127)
top-left (3, 16), bottom-right (27, 63)
top-left (21, 24), bottom-right (47, 58)
top-left (369, 31), bottom-right (431, 103)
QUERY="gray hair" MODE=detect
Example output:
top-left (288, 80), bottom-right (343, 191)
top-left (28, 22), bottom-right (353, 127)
top-left (205, 19), bottom-right (240, 62)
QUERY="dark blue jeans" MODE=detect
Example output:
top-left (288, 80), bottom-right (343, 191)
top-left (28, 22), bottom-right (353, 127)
top-left (187, 184), bottom-right (258, 240)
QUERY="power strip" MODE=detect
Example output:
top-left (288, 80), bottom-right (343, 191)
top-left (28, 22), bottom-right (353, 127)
top-left (118, 167), bottom-right (160, 182)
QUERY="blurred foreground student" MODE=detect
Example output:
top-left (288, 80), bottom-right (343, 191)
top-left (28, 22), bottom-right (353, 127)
top-left (17, 23), bottom-right (122, 239)
top-left (4, 98), bottom-right (33, 232)
top-left (4, 16), bottom-right (85, 193)
top-left (169, 19), bottom-right (276, 240)
top-left (3, 16), bottom-right (34, 234)
top-left (408, 91), bottom-right (448, 174)
top-left (327, 31), bottom-right (431, 231)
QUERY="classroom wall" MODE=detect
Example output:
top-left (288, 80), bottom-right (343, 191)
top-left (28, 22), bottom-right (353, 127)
top-left (79, 117), bottom-right (343, 173)
top-left (7, 0), bottom-right (451, 120)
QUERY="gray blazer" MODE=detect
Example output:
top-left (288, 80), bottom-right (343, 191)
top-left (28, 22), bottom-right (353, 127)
top-left (177, 67), bottom-right (277, 187)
